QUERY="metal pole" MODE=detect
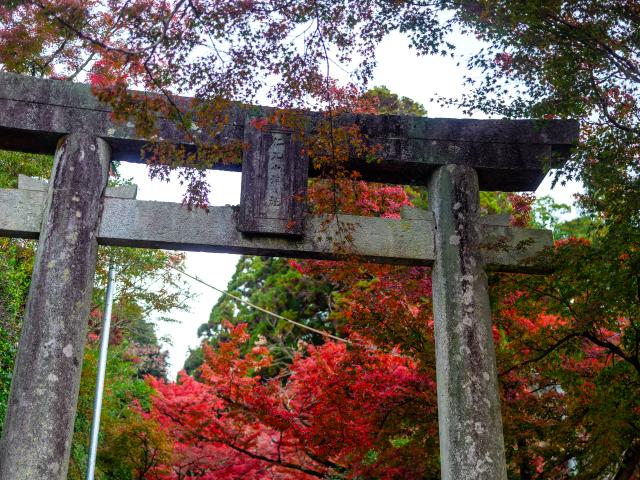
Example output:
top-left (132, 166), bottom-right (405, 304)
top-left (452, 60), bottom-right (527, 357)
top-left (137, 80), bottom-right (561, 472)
top-left (86, 262), bottom-right (116, 480)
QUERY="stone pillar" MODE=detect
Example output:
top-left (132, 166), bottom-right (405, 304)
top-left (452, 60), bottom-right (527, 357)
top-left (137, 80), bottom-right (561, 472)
top-left (0, 133), bottom-right (110, 479)
top-left (428, 164), bottom-right (507, 480)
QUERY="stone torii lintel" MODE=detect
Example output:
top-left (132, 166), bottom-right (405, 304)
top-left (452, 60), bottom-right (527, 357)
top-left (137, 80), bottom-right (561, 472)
top-left (0, 71), bottom-right (578, 192)
top-left (0, 181), bottom-right (552, 272)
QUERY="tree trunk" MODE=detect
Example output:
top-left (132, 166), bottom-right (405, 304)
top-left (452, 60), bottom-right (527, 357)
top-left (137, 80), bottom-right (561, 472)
top-left (614, 440), bottom-right (640, 480)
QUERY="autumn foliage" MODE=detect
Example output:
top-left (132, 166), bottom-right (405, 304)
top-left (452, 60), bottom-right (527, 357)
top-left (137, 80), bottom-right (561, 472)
top-left (0, 0), bottom-right (639, 478)
top-left (146, 322), bottom-right (436, 479)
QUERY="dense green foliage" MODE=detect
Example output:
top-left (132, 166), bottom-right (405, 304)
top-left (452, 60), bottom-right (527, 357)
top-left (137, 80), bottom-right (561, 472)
top-left (0, 239), bottom-right (32, 428)
top-left (68, 341), bottom-right (158, 480)
top-left (361, 85), bottom-right (428, 116)
top-left (185, 256), bottom-right (333, 376)
top-left (0, 149), bottom-right (50, 429)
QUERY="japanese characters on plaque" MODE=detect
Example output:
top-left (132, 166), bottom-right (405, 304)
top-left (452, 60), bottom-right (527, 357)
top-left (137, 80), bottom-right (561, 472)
top-left (238, 119), bottom-right (309, 236)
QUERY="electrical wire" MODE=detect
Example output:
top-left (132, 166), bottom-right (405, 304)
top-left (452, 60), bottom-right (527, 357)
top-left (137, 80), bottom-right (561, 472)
top-left (169, 265), bottom-right (351, 344)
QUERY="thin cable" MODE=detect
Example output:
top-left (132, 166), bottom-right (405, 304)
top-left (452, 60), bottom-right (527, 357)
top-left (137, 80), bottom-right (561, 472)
top-left (169, 265), bottom-right (351, 344)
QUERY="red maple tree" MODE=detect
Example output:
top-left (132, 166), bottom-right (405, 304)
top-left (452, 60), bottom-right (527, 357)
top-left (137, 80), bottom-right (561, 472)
top-left (147, 322), bottom-right (437, 479)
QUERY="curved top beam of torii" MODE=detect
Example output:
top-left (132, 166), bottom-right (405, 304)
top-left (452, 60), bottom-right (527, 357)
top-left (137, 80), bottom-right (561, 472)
top-left (0, 72), bottom-right (577, 191)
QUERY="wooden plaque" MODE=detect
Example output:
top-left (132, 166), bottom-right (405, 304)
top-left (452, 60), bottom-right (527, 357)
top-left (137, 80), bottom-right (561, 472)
top-left (238, 119), bottom-right (308, 236)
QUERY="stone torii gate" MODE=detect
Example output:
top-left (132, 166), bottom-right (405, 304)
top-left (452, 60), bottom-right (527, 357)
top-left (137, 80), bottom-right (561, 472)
top-left (0, 72), bottom-right (577, 480)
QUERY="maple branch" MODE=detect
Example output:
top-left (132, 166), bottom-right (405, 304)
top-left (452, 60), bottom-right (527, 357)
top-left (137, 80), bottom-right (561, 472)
top-left (38, 37), bottom-right (70, 74)
top-left (582, 331), bottom-right (640, 376)
top-left (541, 13), bottom-right (640, 84)
top-left (67, 0), bottom-right (135, 80)
top-left (155, 389), bottom-right (341, 478)
top-left (142, 62), bottom-right (196, 145)
top-left (66, 51), bottom-right (98, 81)
top-left (31, 0), bottom-right (138, 58)
top-left (219, 440), bottom-right (329, 478)
top-left (528, 381), bottom-right (561, 395)
top-left (499, 331), bottom-right (582, 376)
top-left (588, 72), bottom-right (640, 135)
top-left (378, 397), bottom-right (424, 435)
top-left (276, 431), bottom-right (283, 463)
top-left (613, 439), bottom-right (640, 480)
top-left (303, 450), bottom-right (347, 474)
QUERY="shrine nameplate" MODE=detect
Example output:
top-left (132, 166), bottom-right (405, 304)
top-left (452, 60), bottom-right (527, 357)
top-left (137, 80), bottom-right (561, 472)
top-left (238, 120), bottom-right (308, 236)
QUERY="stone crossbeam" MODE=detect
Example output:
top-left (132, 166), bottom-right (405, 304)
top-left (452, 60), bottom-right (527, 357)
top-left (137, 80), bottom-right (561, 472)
top-left (17, 174), bottom-right (138, 199)
top-left (0, 72), bottom-right (578, 191)
top-left (0, 186), bottom-right (551, 272)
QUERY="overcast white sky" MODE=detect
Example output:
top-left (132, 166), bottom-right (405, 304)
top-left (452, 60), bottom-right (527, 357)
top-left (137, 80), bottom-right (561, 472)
top-left (119, 31), bottom-right (582, 379)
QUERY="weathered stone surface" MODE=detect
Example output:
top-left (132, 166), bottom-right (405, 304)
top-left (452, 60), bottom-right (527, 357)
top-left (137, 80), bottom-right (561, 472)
top-left (0, 189), bottom-right (552, 271)
top-left (0, 72), bottom-right (578, 191)
top-left (238, 120), bottom-right (308, 235)
top-left (18, 173), bottom-right (137, 198)
top-left (0, 133), bottom-right (110, 480)
top-left (0, 188), bottom-right (44, 238)
top-left (428, 164), bottom-right (508, 480)
top-left (400, 205), bottom-right (434, 221)
top-left (100, 199), bottom-right (436, 265)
